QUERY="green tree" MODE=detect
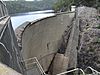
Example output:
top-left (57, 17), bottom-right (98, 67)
top-left (4, 0), bottom-right (57, 14)
top-left (53, 0), bottom-right (98, 12)
top-left (53, 0), bottom-right (74, 11)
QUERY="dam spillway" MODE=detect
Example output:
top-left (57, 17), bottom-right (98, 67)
top-left (0, 1), bottom-right (100, 75)
top-left (0, 1), bottom-right (78, 74)
top-left (15, 12), bottom-right (76, 74)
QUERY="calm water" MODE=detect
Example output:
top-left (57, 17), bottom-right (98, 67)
top-left (11, 10), bottom-right (55, 30)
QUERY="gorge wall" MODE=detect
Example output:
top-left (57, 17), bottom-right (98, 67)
top-left (77, 6), bottom-right (100, 71)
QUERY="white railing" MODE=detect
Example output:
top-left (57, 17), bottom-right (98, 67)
top-left (57, 68), bottom-right (85, 75)
top-left (22, 57), bottom-right (100, 75)
top-left (22, 57), bottom-right (46, 75)
top-left (0, 1), bottom-right (8, 16)
top-left (85, 66), bottom-right (100, 75)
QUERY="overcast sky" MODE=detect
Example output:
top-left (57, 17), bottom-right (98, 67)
top-left (2, 0), bottom-right (43, 1)
top-left (3, 0), bottom-right (34, 1)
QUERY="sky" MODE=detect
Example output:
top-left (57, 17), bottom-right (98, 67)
top-left (26, 0), bottom-right (34, 1)
top-left (2, 0), bottom-right (43, 1)
top-left (3, 0), bottom-right (34, 1)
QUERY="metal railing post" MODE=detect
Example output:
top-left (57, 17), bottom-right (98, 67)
top-left (85, 66), bottom-right (100, 75)
top-left (56, 68), bottom-right (85, 75)
top-left (22, 57), bottom-right (46, 75)
top-left (34, 57), bottom-right (46, 75)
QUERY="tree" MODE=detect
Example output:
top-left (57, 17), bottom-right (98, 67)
top-left (4, 0), bottom-right (57, 14)
top-left (53, 0), bottom-right (74, 11)
top-left (53, 0), bottom-right (98, 12)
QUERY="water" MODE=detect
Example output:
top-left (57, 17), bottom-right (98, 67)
top-left (11, 10), bottom-right (55, 30)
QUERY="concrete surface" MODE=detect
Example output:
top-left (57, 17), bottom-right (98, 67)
top-left (52, 53), bottom-right (69, 75)
top-left (21, 13), bottom-right (74, 72)
top-left (65, 17), bottom-right (79, 69)
top-left (0, 63), bottom-right (22, 75)
top-left (26, 64), bottom-right (41, 75)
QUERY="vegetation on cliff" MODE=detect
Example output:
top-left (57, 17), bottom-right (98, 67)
top-left (53, 0), bottom-right (100, 12)
top-left (4, 0), bottom-right (58, 14)
top-left (5, 0), bottom-right (100, 14)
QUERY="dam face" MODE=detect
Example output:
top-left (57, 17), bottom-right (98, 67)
top-left (21, 13), bottom-right (74, 72)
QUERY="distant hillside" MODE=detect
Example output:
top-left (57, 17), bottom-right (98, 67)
top-left (4, 0), bottom-right (57, 14)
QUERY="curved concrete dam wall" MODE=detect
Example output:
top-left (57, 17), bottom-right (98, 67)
top-left (21, 13), bottom-right (74, 72)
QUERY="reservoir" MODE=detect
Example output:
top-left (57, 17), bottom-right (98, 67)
top-left (11, 10), bottom-right (55, 30)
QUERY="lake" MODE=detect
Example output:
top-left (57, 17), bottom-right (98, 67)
top-left (11, 10), bottom-right (55, 30)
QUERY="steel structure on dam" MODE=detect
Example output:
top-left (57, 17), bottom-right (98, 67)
top-left (0, 1), bottom-right (25, 75)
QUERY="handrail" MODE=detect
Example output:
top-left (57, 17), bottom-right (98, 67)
top-left (0, 16), bottom-right (10, 25)
top-left (0, 16), bottom-right (11, 39)
top-left (21, 57), bottom-right (100, 75)
top-left (21, 57), bottom-right (46, 75)
top-left (56, 11), bottom-right (75, 15)
top-left (0, 16), bottom-right (11, 42)
top-left (0, 1), bottom-right (7, 7)
top-left (85, 66), bottom-right (100, 74)
top-left (0, 16), bottom-right (8, 21)
top-left (0, 1), bottom-right (8, 16)
top-left (56, 68), bottom-right (85, 75)
top-left (35, 57), bottom-right (46, 75)
top-left (0, 42), bottom-right (12, 62)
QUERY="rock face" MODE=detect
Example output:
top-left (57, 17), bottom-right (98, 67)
top-left (15, 22), bottom-right (30, 50)
top-left (77, 6), bottom-right (100, 71)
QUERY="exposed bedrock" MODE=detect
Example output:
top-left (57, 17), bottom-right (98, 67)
top-left (77, 6), bottom-right (100, 71)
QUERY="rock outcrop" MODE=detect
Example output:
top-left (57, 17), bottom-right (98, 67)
top-left (77, 6), bottom-right (100, 71)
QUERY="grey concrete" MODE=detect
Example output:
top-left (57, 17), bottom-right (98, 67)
top-left (21, 13), bottom-right (74, 72)
top-left (26, 64), bottom-right (41, 75)
top-left (65, 15), bottom-right (79, 69)
top-left (52, 53), bottom-right (69, 75)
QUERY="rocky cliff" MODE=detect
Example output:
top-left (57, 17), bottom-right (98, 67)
top-left (77, 6), bottom-right (100, 71)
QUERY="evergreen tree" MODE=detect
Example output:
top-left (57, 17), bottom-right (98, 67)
top-left (53, 0), bottom-right (98, 12)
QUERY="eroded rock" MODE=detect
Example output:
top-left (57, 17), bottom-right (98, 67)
top-left (77, 6), bottom-right (100, 71)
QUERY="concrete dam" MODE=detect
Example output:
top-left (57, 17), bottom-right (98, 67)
top-left (0, 1), bottom-right (78, 74)
top-left (15, 12), bottom-right (78, 75)
top-left (0, 1), bottom-right (100, 75)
